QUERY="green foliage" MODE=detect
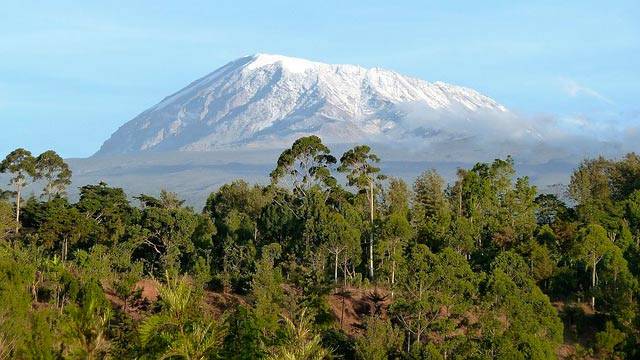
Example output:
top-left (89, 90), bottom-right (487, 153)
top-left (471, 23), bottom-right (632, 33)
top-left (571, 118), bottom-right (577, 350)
top-left (77, 182), bottom-right (134, 247)
top-left (222, 305), bottom-right (266, 359)
top-left (35, 197), bottom-right (89, 261)
top-left (61, 281), bottom-right (113, 359)
top-left (204, 180), bottom-right (270, 292)
top-left (0, 148), bottom-right (36, 188)
top-left (321, 209), bottom-right (360, 284)
top-left (338, 145), bottom-right (383, 190)
top-left (139, 273), bottom-right (227, 359)
top-left (535, 194), bottom-right (570, 225)
top-left (253, 243), bottom-right (285, 338)
top-left (412, 169), bottom-right (452, 251)
top-left (266, 309), bottom-right (330, 360)
top-left (35, 150), bottom-right (72, 199)
top-left (338, 145), bottom-right (384, 279)
top-left (0, 245), bottom-right (35, 357)
top-left (391, 245), bottom-right (479, 356)
top-left (271, 136), bottom-right (337, 192)
top-left (595, 321), bottom-right (626, 358)
top-left (1, 148), bottom-right (36, 234)
top-left (573, 223), bottom-right (616, 310)
top-left (2, 143), bottom-right (640, 359)
top-left (135, 191), bottom-right (213, 276)
top-left (0, 200), bottom-right (14, 241)
top-left (377, 210), bottom-right (411, 291)
top-left (355, 317), bottom-right (404, 360)
top-left (480, 267), bottom-right (563, 359)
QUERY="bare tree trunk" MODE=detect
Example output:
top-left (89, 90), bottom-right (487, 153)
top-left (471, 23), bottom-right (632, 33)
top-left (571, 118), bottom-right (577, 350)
top-left (391, 245), bottom-right (396, 298)
top-left (334, 252), bottom-right (339, 283)
top-left (591, 260), bottom-right (596, 311)
top-left (62, 237), bottom-right (68, 262)
top-left (369, 180), bottom-right (374, 280)
top-left (31, 273), bottom-right (39, 302)
top-left (15, 182), bottom-right (21, 234)
top-left (343, 261), bottom-right (348, 288)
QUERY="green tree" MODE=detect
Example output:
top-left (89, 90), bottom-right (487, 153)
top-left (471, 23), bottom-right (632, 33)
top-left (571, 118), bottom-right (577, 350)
top-left (35, 150), bottom-right (72, 200)
top-left (222, 306), bottom-right (265, 359)
top-left (338, 145), bottom-right (385, 279)
top-left (267, 309), bottom-right (330, 360)
top-left (136, 193), bottom-right (215, 274)
top-left (535, 193), bottom-right (569, 225)
top-left (378, 211), bottom-right (411, 295)
top-left (339, 203), bottom-right (364, 287)
top-left (529, 242), bottom-right (555, 284)
top-left (204, 180), bottom-right (269, 244)
top-left (595, 321), bottom-right (626, 358)
top-left (480, 266), bottom-right (563, 359)
top-left (568, 157), bottom-right (615, 222)
top-left (61, 282), bottom-right (112, 360)
top-left (35, 197), bottom-right (88, 261)
top-left (204, 181), bottom-right (270, 291)
top-left (139, 273), bottom-right (226, 359)
top-left (355, 317), bottom-right (404, 360)
top-left (252, 243), bottom-right (285, 338)
top-left (597, 247), bottom-right (638, 326)
top-left (448, 157), bottom-right (517, 258)
top-left (0, 245), bottom-right (36, 358)
top-left (413, 169), bottom-right (448, 219)
top-left (270, 136), bottom-right (337, 195)
top-left (412, 170), bottom-right (452, 251)
top-left (320, 211), bottom-right (360, 284)
top-left (0, 200), bottom-right (15, 242)
top-left (0, 148), bottom-right (36, 234)
top-left (500, 176), bottom-right (538, 247)
top-left (391, 246), bottom-right (478, 354)
top-left (77, 182), bottom-right (133, 246)
top-left (574, 224), bottom-right (616, 310)
top-left (385, 177), bottom-right (410, 216)
top-left (610, 152), bottom-right (640, 200)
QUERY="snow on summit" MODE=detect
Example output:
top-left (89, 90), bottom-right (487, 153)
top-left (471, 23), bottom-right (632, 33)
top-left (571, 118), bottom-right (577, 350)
top-left (96, 54), bottom-right (512, 156)
top-left (245, 53), bottom-right (321, 73)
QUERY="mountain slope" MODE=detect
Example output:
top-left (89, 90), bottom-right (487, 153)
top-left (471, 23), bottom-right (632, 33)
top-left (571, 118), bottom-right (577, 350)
top-left (96, 54), bottom-right (511, 156)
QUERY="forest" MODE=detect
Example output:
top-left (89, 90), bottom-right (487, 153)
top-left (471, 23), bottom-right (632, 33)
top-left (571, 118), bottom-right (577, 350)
top-left (0, 136), bottom-right (639, 359)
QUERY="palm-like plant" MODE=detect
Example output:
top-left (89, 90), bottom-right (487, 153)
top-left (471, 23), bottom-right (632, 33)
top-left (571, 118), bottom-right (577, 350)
top-left (0, 324), bottom-right (17, 360)
top-left (267, 309), bottom-right (330, 360)
top-left (62, 292), bottom-right (112, 359)
top-left (156, 321), bottom-right (225, 360)
top-left (139, 272), bottom-right (225, 360)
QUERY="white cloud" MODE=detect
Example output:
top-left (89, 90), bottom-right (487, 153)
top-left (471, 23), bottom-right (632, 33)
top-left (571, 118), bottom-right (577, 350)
top-left (560, 78), bottom-right (614, 105)
top-left (376, 102), bottom-right (632, 165)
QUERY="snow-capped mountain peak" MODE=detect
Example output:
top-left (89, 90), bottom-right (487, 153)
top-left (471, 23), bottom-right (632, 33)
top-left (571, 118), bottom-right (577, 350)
top-left (96, 54), bottom-right (513, 156)
top-left (245, 53), bottom-right (322, 74)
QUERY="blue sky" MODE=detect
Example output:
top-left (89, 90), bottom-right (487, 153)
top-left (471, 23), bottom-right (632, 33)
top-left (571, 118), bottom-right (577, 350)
top-left (1, 0), bottom-right (638, 158)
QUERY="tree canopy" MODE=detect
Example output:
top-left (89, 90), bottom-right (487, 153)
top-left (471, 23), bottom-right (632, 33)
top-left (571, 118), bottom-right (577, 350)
top-left (0, 143), bottom-right (639, 359)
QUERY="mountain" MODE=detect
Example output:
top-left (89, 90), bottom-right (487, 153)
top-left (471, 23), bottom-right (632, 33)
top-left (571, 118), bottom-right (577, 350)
top-left (96, 54), bottom-right (513, 156)
top-left (71, 54), bottom-right (588, 207)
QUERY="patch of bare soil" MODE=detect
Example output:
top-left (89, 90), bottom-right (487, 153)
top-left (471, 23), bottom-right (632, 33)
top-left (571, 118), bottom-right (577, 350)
top-left (203, 290), bottom-right (248, 317)
top-left (103, 278), bottom-right (161, 320)
top-left (327, 286), bottom-right (393, 335)
top-left (553, 300), bottom-right (601, 360)
top-left (134, 279), bottom-right (161, 303)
